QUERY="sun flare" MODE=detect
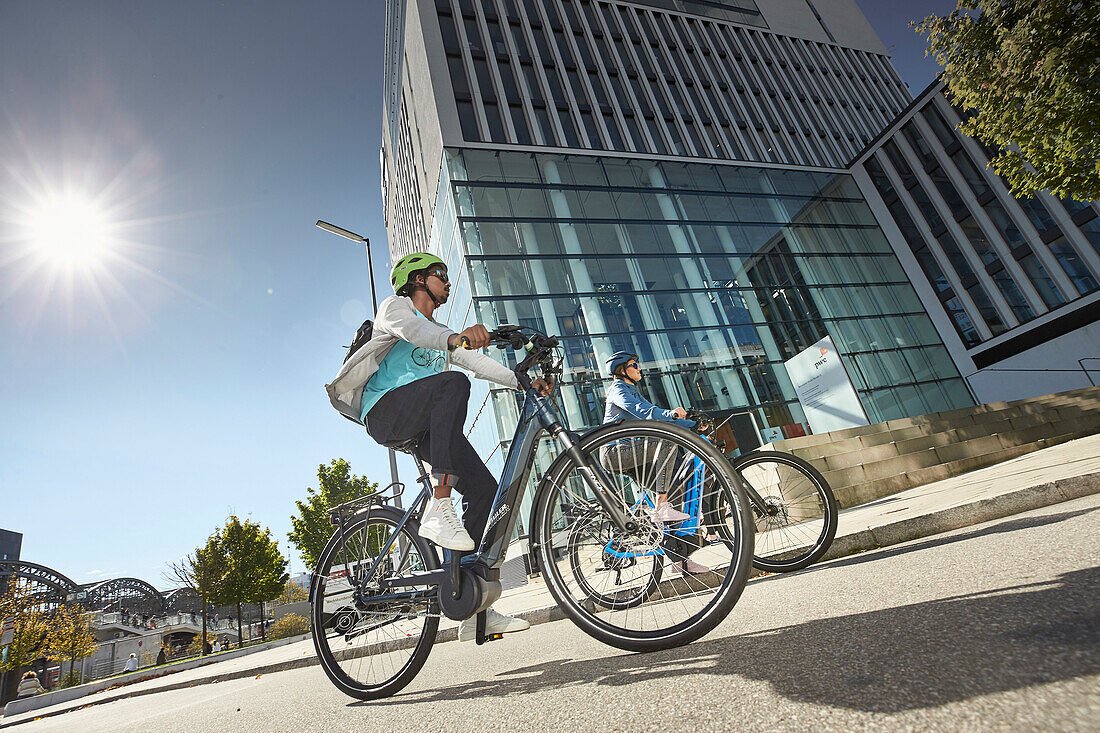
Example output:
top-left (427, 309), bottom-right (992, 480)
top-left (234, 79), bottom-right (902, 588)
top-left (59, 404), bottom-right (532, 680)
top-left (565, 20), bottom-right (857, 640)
top-left (24, 192), bottom-right (115, 268)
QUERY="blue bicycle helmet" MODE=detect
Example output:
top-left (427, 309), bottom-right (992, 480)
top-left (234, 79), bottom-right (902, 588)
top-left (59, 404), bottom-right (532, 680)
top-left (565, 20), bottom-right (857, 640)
top-left (605, 351), bottom-right (638, 376)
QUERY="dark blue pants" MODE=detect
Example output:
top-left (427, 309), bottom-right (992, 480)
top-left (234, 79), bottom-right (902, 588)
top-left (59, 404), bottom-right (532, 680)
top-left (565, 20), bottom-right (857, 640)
top-left (365, 371), bottom-right (497, 543)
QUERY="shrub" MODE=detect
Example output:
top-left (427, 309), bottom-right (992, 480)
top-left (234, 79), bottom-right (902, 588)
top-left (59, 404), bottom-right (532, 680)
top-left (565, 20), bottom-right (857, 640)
top-left (269, 613), bottom-right (310, 639)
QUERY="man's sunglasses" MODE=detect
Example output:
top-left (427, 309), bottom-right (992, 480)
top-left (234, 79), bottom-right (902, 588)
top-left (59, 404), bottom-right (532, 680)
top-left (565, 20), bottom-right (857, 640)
top-left (625, 361), bottom-right (639, 370)
top-left (425, 269), bottom-right (450, 283)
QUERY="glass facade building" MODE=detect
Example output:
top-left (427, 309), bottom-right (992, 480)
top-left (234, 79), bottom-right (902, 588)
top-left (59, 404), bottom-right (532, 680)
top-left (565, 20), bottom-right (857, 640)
top-left (378, 0), bottom-right (1090, 526)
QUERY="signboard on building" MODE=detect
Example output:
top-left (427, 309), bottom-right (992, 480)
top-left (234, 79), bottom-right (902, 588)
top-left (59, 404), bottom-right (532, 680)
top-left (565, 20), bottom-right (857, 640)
top-left (784, 335), bottom-right (869, 435)
top-left (1, 617), bottom-right (13, 647)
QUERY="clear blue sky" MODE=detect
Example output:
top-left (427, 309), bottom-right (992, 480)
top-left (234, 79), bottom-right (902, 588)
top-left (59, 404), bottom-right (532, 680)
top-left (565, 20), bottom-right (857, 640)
top-left (0, 0), bottom-right (954, 588)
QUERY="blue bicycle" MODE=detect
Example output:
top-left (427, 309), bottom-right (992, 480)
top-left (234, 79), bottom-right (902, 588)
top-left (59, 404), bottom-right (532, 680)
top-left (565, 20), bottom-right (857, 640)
top-left (311, 326), bottom-right (755, 700)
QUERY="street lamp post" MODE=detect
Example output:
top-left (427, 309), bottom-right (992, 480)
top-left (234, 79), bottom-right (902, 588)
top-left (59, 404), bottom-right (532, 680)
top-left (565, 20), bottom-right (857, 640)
top-left (316, 220), bottom-right (402, 507)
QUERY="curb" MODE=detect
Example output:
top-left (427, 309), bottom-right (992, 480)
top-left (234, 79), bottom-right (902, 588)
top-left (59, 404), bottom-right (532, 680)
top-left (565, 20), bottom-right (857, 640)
top-left (4, 471), bottom-right (1098, 728)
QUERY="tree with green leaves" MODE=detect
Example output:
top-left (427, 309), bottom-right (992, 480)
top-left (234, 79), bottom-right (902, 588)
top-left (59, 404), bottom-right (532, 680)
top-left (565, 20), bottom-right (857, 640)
top-left (275, 582), bottom-right (307, 606)
top-left (288, 459), bottom-right (377, 571)
top-left (914, 0), bottom-right (1100, 201)
top-left (208, 516), bottom-right (288, 645)
top-left (45, 603), bottom-right (98, 687)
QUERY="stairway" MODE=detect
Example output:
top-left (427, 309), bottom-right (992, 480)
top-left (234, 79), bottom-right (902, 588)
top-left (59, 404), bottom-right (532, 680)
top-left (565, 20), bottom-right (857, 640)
top-left (763, 385), bottom-right (1100, 509)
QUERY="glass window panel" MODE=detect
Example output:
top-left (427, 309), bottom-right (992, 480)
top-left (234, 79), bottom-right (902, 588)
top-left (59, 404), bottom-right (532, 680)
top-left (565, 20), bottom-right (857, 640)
top-left (1018, 253), bottom-right (1066, 309)
top-left (1049, 237), bottom-right (1099, 295)
top-left (928, 167), bottom-right (971, 221)
top-left (921, 105), bottom-right (957, 147)
top-left (965, 282), bottom-right (1006, 335)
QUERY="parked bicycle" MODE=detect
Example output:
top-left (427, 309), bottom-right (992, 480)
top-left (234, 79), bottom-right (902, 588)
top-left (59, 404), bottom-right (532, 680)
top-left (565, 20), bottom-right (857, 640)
top-left (685, 409), bottom-right (838, 573)
top-left (310, 325), bottom-right (755, 700)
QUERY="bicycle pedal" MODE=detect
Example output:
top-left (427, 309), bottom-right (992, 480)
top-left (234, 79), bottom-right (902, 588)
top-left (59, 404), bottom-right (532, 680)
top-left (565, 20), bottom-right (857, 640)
top-left (476, 632), bottom-right (504, 645)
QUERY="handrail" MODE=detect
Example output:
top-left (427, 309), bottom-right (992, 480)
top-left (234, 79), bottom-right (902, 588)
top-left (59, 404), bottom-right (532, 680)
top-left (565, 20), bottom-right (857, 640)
top-left (963, 363), bottom-right (1100, 401)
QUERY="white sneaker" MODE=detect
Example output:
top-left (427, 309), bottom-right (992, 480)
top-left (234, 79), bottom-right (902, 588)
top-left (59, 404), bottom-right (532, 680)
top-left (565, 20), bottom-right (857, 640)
top-left (418, 497), bottom-right (475, 551)
top-left (650, 502), bottom-right (690, 523)
top-left (458, 607), bottom-right (530, 642)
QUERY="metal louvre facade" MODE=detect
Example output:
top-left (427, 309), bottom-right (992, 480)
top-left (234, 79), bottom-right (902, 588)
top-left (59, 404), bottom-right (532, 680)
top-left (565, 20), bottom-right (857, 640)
top-left (851, 82), bottom-right (1100, 399)
top-left (433, 0), bottom-right (909, 168)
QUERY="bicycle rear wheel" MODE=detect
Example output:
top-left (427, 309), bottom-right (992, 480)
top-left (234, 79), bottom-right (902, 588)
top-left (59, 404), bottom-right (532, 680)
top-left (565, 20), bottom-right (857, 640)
top-left (734, 451), bottom-right (838, 572)
top-left (532, 421), bottom-right (754, 653)
top-left (310, 507), bottom-right (439, 700)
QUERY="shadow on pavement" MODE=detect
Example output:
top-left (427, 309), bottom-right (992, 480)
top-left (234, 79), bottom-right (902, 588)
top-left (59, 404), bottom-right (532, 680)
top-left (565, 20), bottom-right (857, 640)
top-left (359, 562), bottom-right (1099, 713)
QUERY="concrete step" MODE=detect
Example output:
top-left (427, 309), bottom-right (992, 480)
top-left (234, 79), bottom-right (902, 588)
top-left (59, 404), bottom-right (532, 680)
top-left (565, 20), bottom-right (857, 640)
top-left (783, 399), bottom-right (1100, 463)
top-left (820, 414), bottom-right (1100, 506)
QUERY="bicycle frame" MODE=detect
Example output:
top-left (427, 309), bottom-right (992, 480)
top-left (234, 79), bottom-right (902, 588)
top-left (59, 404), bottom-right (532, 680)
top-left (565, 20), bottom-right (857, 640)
top-left (348, 379), bottom-right (635, 602)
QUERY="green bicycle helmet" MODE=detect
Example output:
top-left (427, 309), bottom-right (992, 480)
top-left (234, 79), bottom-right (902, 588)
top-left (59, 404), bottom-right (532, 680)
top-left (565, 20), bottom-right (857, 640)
top-left (391, 252), bottom-right (446, 294)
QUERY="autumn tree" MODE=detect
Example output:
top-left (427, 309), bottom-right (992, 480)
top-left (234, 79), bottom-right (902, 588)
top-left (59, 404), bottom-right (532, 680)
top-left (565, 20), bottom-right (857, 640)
top-left (45, 604), bottom-right (98, 686)
top-left (914, 0), bottom-right (1100, 201)
top-left (0, 578), bottom-right (50, 701)
top-left (275, 582), bottom-right (307, 606)
top-left (289, 459), bottom-right (377, 571)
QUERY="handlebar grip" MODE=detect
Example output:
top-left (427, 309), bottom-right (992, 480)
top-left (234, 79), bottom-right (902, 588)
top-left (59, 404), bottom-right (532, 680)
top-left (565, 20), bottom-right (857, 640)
top-left (458, 336), bottom-right (472, 349)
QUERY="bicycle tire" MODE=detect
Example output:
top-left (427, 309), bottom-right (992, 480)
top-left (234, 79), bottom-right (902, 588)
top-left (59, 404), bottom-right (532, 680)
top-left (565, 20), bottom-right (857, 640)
top-left (732, 451), bottom-right (838, 572)
top-left (531, 420), bottom-right (754, 653)
top-left (310, 507), bottom-right (439, 700)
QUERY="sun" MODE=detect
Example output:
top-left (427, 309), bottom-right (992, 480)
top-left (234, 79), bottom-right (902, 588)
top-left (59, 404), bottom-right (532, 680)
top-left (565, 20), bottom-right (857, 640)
top-left (24, 192), bottom-right (115, 268)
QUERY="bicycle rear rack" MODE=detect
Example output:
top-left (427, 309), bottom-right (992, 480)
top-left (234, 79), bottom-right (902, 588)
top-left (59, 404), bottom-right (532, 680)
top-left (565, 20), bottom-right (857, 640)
top-left (327, 481), bottom-right (405, 527)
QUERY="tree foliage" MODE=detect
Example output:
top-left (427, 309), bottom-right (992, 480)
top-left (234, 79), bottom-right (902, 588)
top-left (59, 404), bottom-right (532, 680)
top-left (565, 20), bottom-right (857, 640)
top-left (275, 582), bottom-right (307, 606)
top-left (45, 604), bottom-right (98, 686)
top-left (0, 578), bottom-right (49, 675)
top-left (914, 0), bottom-right (1100, 201)
top-left (207, 516), bottom-right (289, 644)
top-left (269, 613), bottom-right (310, 639)
top-left (288, 459), bottom-right (377, 572)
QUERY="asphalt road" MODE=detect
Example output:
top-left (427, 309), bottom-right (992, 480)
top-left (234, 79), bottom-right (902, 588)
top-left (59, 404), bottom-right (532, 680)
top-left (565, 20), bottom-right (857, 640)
top-left (20, 494), bottom-right (1100, 733)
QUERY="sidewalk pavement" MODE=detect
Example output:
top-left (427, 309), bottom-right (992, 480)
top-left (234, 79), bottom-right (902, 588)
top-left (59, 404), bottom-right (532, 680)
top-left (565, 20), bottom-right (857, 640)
top-left (4, 432), bottom-right (1099, 728)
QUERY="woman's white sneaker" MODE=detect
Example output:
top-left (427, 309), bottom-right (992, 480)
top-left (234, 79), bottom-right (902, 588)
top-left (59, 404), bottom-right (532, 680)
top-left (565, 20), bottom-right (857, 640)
top-left (418, 497), bottom-right (475, 551)
top-left (458, 607), bottom-right (531, 641)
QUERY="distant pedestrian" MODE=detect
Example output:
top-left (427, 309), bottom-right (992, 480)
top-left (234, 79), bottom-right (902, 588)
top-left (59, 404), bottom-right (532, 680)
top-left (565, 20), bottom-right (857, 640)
top-left (157, 646), bottom-right (167, 666)
top-left (17, 671), bottom-right (45, 698)
top-left (224, 637), bottom-right (231, 650)
top-left (212, 639), bottom-right (222, 653)
top-left (124, 653), bottom-right (137, 673)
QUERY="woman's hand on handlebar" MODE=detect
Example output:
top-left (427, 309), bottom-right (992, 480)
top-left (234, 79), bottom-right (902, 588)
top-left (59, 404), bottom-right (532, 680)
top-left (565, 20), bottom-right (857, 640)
top-left (532, 377), bottom-right (555, 396)
top-left (448, 324), bottom-right (490, 350)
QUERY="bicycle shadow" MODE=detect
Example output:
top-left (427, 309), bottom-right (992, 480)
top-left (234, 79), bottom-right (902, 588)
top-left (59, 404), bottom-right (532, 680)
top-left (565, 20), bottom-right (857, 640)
top-left (356, 510), bottom-right (1098, 712)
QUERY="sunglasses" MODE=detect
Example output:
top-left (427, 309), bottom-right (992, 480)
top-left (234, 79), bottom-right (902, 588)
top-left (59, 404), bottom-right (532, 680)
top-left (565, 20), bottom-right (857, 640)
top-left (625, 361), bottom-right (639, 370)
top-left (425, 269), bottom-right (450, 284)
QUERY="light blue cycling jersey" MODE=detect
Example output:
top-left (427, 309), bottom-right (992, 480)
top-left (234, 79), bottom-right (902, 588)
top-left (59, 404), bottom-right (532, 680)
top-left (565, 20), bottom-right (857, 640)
top-left (359, 312), bottom-right (447, 422)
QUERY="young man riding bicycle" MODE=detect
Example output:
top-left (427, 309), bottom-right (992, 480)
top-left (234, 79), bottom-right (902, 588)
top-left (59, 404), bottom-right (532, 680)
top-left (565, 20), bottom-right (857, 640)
top-left (331, 252), bottom-right (553, 640)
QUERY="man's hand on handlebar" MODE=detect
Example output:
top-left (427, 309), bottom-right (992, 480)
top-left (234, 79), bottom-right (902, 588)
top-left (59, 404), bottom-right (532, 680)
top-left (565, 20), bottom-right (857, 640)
top-left (532, 377), bottom-right (555, 396)
top-left (671, 407), bottom-right (688, 420)
top-left (448, 324), bottom-right (490, 350)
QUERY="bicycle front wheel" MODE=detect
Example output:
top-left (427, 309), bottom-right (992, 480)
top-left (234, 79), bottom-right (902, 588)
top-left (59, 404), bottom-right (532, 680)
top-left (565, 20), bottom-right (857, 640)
top-left (310, 507), bottom-right (439, 700)
top-left (531, 421), bottom-right (754, 653)
top-left (734, 451), bottom-right (838, 572)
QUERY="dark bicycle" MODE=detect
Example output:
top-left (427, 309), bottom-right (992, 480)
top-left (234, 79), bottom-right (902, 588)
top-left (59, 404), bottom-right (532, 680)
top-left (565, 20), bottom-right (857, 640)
top-left (310, 326), bottom-right (755, 700)
top-left (686, 409), bottom-right (839, 573)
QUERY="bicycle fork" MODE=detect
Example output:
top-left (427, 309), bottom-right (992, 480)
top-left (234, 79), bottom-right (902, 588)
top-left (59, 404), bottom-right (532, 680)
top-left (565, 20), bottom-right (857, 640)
top-left (547, 424), bottom-right (639, 534)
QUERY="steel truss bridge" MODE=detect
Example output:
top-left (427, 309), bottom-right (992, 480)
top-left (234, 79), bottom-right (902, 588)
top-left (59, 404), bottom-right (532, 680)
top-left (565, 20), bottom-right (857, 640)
top-left (0, 560), bottom-right (201, 615)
